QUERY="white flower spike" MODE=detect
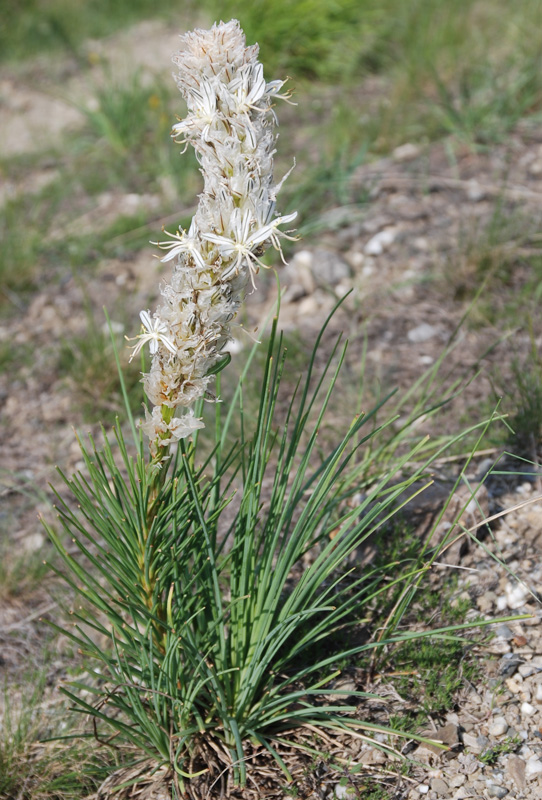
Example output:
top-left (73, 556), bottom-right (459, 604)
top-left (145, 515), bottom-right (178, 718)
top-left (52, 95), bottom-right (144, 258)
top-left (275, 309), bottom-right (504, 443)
top-left (133, 20), bottom-right (297, 456)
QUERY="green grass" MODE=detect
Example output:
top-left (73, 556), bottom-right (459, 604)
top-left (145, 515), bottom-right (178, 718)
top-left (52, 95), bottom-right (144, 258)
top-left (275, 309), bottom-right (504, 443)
top-left (391, 636), bottom-right (480, 718)
top-left (479, 735), bottom-right (521, 765)
top-left (57, 305), bottom-right (145, 424)
top-left (0, 194), bottom-right (46, 305)
top-left (0, 545), bottom-right (50, 602)
top-left (0, 0), bottom-right (197, 64)
top-left (74, 74), bottom-right (200, 197)
top-left (0, 673), bottom-right (114, 799)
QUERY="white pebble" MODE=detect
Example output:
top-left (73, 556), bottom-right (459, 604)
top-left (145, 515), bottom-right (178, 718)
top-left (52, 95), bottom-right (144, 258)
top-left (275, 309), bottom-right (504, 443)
top-left (496, 596), bottom-right (508, 611)
top-left (291, 249), bottom-right (313, 269)
top-left (518, 663), bottom-right (535, 678)
top-left (393, 143), bottom-right (421, 162)
top-left (407, 322), bottom-right (439, 343)
top-left (505, 582), bottom-right (529, 610)
top-left (364, 228), bottom-right (397, 255)
top-left (521, 702), bottom-right (535, 716)
top-left (335, 784), bottom-right (350, 799)
top-left (525, 756), bottom-right (542, 779)
top-left (535, 684), bottom-right (542, 702)
top-left (488, 717), bottom-right (508, 736)
top-left (418, 785), bottom-right (429, 795)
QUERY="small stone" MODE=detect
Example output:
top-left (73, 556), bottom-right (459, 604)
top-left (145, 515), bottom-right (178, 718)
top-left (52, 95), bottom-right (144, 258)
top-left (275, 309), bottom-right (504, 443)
top-left (297, 296), bottom-right (319, 316)
top-left (521, 701), bottom-right (535, 716)
top-left (407, 322), bottom-right (439, 343)
top-left (364, 227), bottom-right (397, 255)
top-left (477, 594), bottom-right (495, 613)
top-left (535, 683), bottom-right (542, 702)
top-left (326, 677), bottom-right (358, 702)
top-left (507, 755), bottom-right (526, 789)
top-left (310, 248), bottom-right (351, 288)
top-left (518, 663), bottom-right (535, 678)
top-left (413, 746), bottom-right (441, 765)
top-left (496, 596), bottom-right (508, 612)
top-left (462, 732), bottom-right (482, 752)
top-left (435, 723), bottom-right (461, 748)
top-left (486, 785), bottom-right (508, 798)
top-left (505, 582), bottom-right (529, 609)
top-left (418, 786), bottom-right (429, 795)
top-left (494, 623), bottom-right (514, 640)
top-left (498, 654), bottom-right (522, 677)
top-left (525, 755), bottom-right (542, 779)
top-left (22, 531), bottom-right (45, 552)
top-left (466, 179), bottom-right (486, 202)
top-left (488, 718), bottom-right (508, 737)
top-left (282, 283), bottom-right (306, 303)
top-left (413, 236), bottom-right (430, 250)
top-left (458, 752), bottom-right (480, 774)
top-left (334, 784), bottom-right (352, 799)
top-left (528, 159), bottom-right (542, 176)
top-left (449, 775), bottom-right (465, 788)
top-left (505, 677), bottom-right (522, 693)
top-left (430, 778), bottom-right (449, 796)
top-left (393, 143), bottom-right (421, 162)
top-left (359, 747), bottom-right (387, 765)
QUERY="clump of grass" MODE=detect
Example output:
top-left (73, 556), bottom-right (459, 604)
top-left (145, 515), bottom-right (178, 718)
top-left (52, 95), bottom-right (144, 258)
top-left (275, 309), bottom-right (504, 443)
top-left (0, 196), bottom-right (43, 306)
top-left (391, 636), bottom-right (480, 718)
top-left (489, 323), bottom-right (542, 456)
top-left (0, 0), bottom-right (189, 64)
top-left (0, 673), bottom-right (114, 799)
top-left (479, 735), bottom-right (521, 765)
top-left (0, 179), bottom-right (79, 311)
top-left (210, 0), bottom-right (381, 82)
top-left (57, 308), bottom-right (143, 424)
top-left (76, 75), bottom-right (199, 196)
top-left (0, 545), bottom-right (50, 602)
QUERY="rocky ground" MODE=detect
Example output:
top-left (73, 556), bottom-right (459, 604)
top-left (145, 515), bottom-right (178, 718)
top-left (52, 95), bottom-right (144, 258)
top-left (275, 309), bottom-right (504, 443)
top-left (1, 16), bottom-right (542, 800)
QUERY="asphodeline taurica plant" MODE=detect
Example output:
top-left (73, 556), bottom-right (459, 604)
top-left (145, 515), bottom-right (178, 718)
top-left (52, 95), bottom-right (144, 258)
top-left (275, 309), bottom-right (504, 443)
top-left (44, 16), bottom-right (505, 800)
top-left (128, 19), bottom-right (296, 459)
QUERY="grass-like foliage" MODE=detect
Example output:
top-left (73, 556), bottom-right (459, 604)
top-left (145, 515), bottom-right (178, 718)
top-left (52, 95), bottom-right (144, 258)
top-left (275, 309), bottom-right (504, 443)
top-left (0, 674), bottom-right (113, 799)
top-left (42, 301), bottom-right (503, 794)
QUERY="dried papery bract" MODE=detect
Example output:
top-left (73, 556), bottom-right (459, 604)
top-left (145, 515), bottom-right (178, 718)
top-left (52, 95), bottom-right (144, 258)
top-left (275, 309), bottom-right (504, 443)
top-left (128, 19), bottom-right (296, 459)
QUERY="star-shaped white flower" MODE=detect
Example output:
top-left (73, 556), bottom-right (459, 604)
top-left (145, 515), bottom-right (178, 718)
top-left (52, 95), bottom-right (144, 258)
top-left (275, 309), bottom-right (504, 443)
top-left (155, 220), bottom-right (206, 269)
top-left (172, 81), bottom-right (219, 144)
top-left (126, 310), bottom-right (177, 362)
top-left (228, 63), bottom-right (267, 116)
top-left (204, 208), bottom-right (297, 288)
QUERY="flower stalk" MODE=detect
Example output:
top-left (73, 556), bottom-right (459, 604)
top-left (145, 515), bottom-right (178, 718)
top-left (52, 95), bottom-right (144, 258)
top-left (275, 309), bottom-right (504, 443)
top-left (130, 20), bottom-right (296, 461)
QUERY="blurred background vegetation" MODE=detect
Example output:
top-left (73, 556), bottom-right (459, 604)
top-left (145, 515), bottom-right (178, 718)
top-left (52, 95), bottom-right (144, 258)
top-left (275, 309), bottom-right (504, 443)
top-left (2, 0), bottom-right (542, 432)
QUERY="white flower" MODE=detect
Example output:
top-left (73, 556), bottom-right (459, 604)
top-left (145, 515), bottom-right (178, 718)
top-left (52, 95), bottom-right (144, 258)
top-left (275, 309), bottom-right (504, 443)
top-left (227, 63), bottom-right (268, 115)
top-left (155, 221), bottom-right (207, 269)
top-left (172, 81), bottom-right (219, 144)
top-left (126, 310), bottom-right (176, 361)
top-left (204, 208), bottom-right (297, 286)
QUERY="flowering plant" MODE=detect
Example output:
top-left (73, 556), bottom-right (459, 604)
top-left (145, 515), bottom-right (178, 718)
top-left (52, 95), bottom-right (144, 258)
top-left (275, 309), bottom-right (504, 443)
top-left (44, 19), bottom-right (505, 800)
top-left (126, 20), bottom-right (295, 461)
